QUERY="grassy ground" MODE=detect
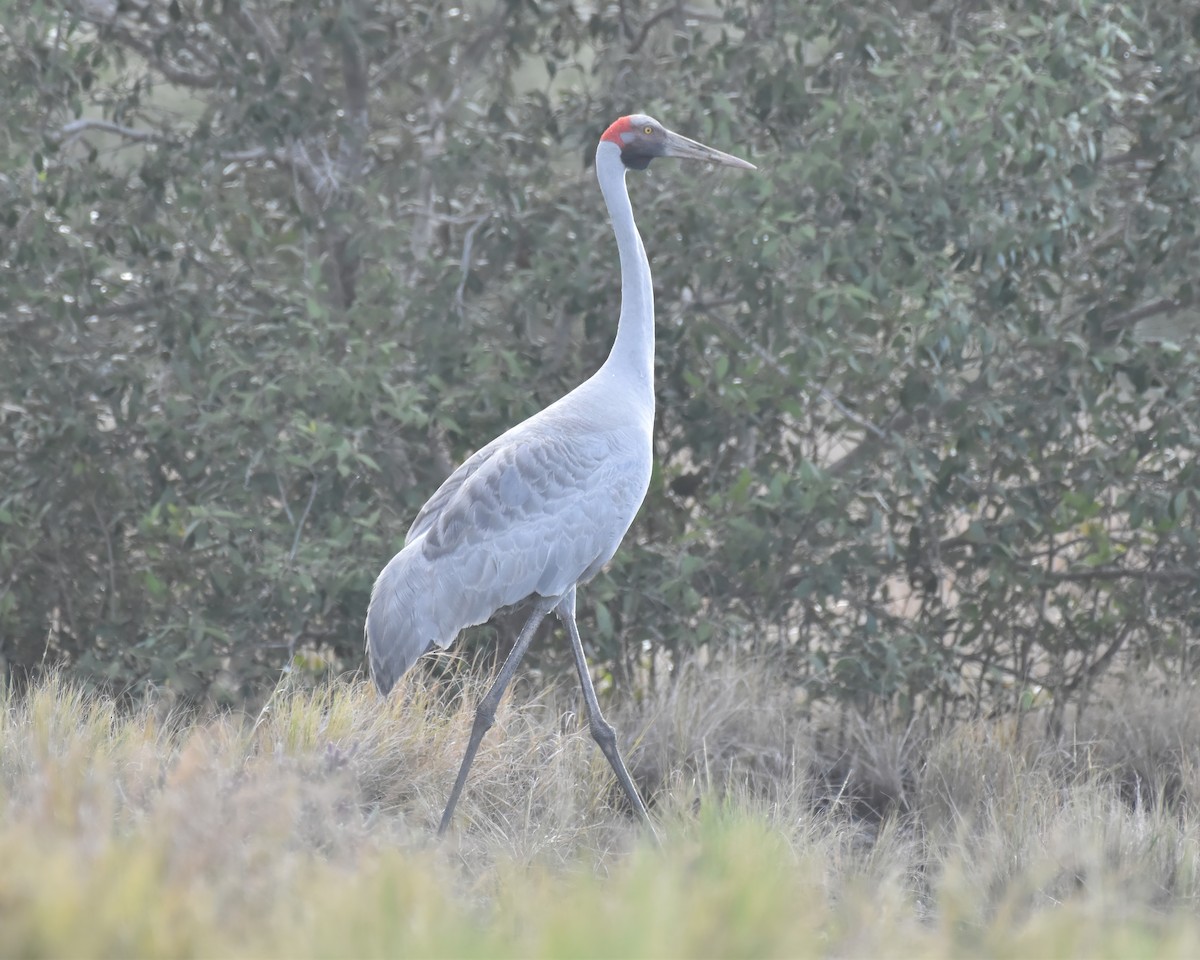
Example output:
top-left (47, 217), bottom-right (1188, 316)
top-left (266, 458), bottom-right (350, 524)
top-left (3, 662), bottom-right (1200, 957)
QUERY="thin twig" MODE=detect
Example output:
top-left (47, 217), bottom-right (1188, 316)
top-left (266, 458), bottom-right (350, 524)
top-left (81, 298), bottom-right (157, 320)
top-left (275, 473), bottom-right (296, 527)
top-left (1042, 566), bottom-right (1196, 583)
top-left (58, 118), bottom-right (166, 145)
top-left (60, 118), bottom-right (298, 173)
top-left (1100, 297), bottom-right (1184, 334)
top-left (289, 476), bottom-right (320, 564)
top-left (455, 213), bottom-right (491, 313)
top-left (90, 497), bottom-right (119, 623)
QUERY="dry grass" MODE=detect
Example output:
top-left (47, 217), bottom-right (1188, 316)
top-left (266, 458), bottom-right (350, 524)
top-left (3, 664), bottom-right (1200, 957)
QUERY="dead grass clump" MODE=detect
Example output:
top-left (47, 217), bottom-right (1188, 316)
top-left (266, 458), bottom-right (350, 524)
top-left (618, 653), bottom-right (810, 808)
top-left (806, 709), bottom-right (928, 822)
top-left (1073, 680), bottom-right (1200, 808)
top-left (916, 716), bottom-right (1068, 836)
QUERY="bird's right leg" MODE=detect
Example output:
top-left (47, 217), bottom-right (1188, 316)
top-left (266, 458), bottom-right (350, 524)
top-left (557, 587), bottom-right (658, 842)
top-left (438, 596), bottom-right (555, 836)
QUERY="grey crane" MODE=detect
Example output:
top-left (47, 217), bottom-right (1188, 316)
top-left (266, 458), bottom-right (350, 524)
top-left (366, 114), bottom-right (754, 836)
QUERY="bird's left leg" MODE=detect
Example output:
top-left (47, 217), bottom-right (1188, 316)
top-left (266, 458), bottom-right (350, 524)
top-left (438, 596), bottom-right (555, 836)
top-left (557, 587), bottom-right (657, 839)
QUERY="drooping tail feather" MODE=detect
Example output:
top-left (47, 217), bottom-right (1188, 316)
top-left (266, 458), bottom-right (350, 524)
top-left (364, 545), bottom-right (440, 695)
top-left (366, 524), bottom-right (547, 694)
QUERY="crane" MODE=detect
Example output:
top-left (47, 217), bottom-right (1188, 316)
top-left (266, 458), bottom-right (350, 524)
top-left (366, 114), bottom-right (754, 836)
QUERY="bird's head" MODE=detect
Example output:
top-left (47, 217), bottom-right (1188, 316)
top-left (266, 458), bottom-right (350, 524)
top-left (600, 114), bottom-right (756, 171)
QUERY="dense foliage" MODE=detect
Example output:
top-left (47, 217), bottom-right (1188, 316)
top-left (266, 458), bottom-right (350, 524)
top-left (3, 0), bottom-right (1199, 716)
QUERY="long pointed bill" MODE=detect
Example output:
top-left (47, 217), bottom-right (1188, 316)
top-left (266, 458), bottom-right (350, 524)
top-left (662, 129), bottom-right (756, 170)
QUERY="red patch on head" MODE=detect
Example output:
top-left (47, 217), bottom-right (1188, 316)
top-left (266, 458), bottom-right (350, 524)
top-left (600, 116), bottom-right (635, 146)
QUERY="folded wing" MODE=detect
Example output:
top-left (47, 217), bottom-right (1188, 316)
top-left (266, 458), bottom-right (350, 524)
top-left (365, 423), bottom-right (648, 694)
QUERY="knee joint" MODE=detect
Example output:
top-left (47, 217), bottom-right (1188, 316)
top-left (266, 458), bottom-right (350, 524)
top-left (590, 718), bottom-right (617, 748)
top-left (473, 702), bottom-right (497, 734)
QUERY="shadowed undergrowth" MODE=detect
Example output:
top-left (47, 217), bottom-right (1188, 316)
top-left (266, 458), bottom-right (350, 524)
top-left (2, 665), bottom-right (1200, 957)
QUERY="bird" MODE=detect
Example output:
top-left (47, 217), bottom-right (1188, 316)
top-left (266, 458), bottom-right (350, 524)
top-left (366, 113), bottom-right (755, 836)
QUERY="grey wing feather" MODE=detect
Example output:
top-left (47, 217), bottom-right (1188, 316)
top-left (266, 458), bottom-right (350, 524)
top-left (365, 423), bottom-right (649, 695)
top-left (404, 441), bottom-right (498, 545)
top-left (365, 442), bottom-right (497, 693)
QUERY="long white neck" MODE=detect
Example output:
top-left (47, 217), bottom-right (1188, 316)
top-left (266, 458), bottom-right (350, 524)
top-left (594, 140), bottom-right (655, 403)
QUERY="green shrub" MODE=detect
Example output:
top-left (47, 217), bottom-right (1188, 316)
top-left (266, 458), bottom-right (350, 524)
top-left (2, 2), bottom-right (1199, 718)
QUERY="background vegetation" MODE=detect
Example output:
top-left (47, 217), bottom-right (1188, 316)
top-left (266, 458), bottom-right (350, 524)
top-left (3, 0), bottom-right (1200, 723)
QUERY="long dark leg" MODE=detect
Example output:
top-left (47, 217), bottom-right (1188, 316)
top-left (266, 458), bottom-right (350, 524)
top-left (438, 598), bottom-right (554, 836)
top-left (557, 587), bottom-right (658, 840)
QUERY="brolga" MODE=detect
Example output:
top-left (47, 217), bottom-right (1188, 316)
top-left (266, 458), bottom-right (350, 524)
top-left (366, 114), bottom-right (755, 836)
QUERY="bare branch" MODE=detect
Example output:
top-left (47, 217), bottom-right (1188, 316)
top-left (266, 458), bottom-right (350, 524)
top-left (455, 213), bottom-right (492, 313)
top-left (825, 409), bottom-right (914, 477)
top-left (59, 118), bottom-right (299, 178)
top-left (90, 497), bottom-right (119, 623)
top-left (218, 146), bottom-right (285, 164)
top-left (1060, 620), bottom-right (1134, 698)
top-left (288, 477), bottom-right (320, 564)
top-left (58, 118), bottom-right (167, 145)
top-left (1100, 297), bottom-right (1185, 334)
top-left (275, 474), bottom-right (297, 528)
top-left (626, 3), bottom-right (722, 53)
top-left (1042, 566), bottom-right (1196, 584)
top-left (628, 3), bottom-right (682, 53)
top-left (82, 297), bottom-right (158, 320)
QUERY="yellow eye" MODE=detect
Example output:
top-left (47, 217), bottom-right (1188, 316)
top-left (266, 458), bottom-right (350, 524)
top-left (644, 125), bottom-right (654, 135)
